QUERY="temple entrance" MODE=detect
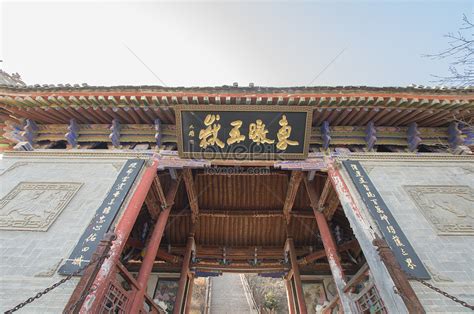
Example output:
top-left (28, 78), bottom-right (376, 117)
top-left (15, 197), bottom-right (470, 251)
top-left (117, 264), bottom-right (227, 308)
top-left (69, 163), bottom-right (388, 313)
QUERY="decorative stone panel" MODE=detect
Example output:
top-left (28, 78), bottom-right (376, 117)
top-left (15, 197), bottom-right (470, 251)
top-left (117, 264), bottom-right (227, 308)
top-left (404, 185), bottom-right (474, 235)
top-left (0, 182), bottom-right (82, 231)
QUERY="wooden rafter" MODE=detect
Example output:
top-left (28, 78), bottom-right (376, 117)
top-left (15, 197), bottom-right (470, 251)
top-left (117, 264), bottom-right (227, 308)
top-left (283, 171), bottom-right (304, 223)
top-left (183, 168), bottom-right (199, 223)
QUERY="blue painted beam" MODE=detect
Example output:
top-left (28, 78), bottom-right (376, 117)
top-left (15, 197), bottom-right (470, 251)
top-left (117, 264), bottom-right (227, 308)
top-left (407, 122), bottom-right (422, 152)
top-left (109, 119), bottom-right (121, 148)
top-left (321, 121), bottom-right (331, 150)
top-left (448, 122), bottom-right (463, 149)
top-left (154, 118), bottom-right (162, 148)
top-left (65, 118), bottom-right (79, 148)
top-left (365, 121), bottom-right (377, 151)
top-left (23, 119), bottom-right (38, 145)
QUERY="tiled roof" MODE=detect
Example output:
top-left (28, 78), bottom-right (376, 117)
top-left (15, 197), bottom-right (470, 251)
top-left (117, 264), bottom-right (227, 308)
top-left (0, 84), bottom-right (473, 94)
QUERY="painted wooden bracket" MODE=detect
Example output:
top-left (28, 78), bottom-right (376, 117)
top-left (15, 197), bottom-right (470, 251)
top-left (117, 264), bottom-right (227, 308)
top-left (448, 122), bottom-right (463, 149)
top-left (154, 118), bottom-right (162, 148)
top-left (365, 121), bottom-right (377, 151)
top-left (23, 119), bottom-right (38, 145)
top-left (321, 121), bottom-right (331, 150)
top-left (407, 122), bottom-right (421, 152)
top-left (109, 119), bottom-right (121, 148)
top-left (4, 120), bottom-right (26, 143)
top-left (65, 118), bottom-right (79, 148)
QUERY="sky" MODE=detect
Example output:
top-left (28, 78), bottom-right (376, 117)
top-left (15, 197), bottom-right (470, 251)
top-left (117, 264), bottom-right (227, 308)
top-left (0, 1), bottom-right (473, 87)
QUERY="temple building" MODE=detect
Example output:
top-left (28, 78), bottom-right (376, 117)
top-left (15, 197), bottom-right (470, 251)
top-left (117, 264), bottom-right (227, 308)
top-left (0, 80), bottom-right (473, 313)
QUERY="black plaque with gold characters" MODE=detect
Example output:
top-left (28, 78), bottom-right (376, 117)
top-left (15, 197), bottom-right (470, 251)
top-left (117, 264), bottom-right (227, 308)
top-left (343, 160), bottom-right (430, 279)
top-left (59, 159), bottom-right (145, 275)
top-left (176, 105), bottom-right (313, 159)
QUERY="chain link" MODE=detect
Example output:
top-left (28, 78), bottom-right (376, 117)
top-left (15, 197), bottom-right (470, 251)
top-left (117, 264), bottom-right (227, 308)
top-left (4, 247), bottom-right (111, 314)
top-left (412, 277), bottom-right (474, 311)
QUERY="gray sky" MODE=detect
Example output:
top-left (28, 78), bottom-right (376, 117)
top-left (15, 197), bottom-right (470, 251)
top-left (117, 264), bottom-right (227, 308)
top-left (1, 1), bottom-right (473, 87)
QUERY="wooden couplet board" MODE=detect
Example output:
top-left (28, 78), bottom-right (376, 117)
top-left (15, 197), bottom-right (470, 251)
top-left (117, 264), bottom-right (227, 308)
top-left (175, 105), bottom-right (313, 160)
top-left (59, 159), bottom-right (145, 275)
top-left (342, 160), bottom-right (430, 279)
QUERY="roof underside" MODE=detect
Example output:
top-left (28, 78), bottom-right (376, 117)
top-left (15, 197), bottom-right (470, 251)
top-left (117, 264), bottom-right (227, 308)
top-left (129, 170), bottom-right (360, 274)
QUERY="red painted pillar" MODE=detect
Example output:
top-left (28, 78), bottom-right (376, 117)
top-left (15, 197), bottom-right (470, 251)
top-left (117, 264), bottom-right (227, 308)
top-left (79, 158), bottom-right (159, 313)
top-left (174, 236), bottom-right (195, 314)
top-left (314, 209), bottom-right (353, 313)
top-left (284, 278), bottom-right (296, 314)
top-left (184, 273), bottom-right (195, 313)
top-left (314, 210), bottom-right (344, 275)
top-left (287, 238), bottom-right (308, 314)
top-left (129, 206), bottom-right (174, 312)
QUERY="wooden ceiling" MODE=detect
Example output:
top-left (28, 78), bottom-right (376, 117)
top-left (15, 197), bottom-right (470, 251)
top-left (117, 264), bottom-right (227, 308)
top-left (129, 169), bottom-right (360, 273)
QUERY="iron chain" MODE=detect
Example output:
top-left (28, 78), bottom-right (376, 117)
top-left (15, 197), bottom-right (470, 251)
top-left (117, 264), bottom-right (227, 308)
top-left (413, 277), bottom-right (474, 311)
top-left (4, 250), bottom-right (110, 314)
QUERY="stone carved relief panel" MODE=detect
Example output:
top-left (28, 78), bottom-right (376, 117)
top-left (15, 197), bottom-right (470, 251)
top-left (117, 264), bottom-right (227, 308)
top-left (404, 185), bottom-right (474, 235)
top-left (0, 182), bottom-right (83, 231)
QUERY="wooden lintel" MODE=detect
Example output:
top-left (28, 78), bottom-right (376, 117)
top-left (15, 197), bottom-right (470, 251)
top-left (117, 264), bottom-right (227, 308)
top-left (298, 239), bottom-right (360, 265)
top-left (156, 249), bottom-right (182, 264)
top-left (169, 209), bottom-right (314, 219)
top-left (283, 171), bottom-right (304, 223)
top-left (183, 168), bottom-right (199, 223)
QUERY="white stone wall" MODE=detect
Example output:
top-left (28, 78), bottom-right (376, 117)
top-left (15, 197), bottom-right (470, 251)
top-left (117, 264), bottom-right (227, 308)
top-left (0, 156), bottom-right (127, 313)
top-left (353, 160), bottom-right (474, 313)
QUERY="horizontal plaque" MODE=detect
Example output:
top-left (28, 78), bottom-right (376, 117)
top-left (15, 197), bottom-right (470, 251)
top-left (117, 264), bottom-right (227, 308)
top-left (176, 105), bottom-right (313, 160)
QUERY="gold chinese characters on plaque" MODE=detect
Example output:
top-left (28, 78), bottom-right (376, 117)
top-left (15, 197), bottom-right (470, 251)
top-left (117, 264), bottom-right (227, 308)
top-left (176, 105), bottom-right (312, 160)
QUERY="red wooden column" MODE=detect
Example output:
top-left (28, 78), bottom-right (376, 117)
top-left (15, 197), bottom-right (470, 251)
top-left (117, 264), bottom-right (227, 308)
top-left (130, 177), bottom-right (182, 313)
top-left (286, 238), bottom-right (307, 313)
top-left (284, 278), bottom-right (296, 314)
top-left (184, 273), bottom-right (195, 313)
top-left (307, 177), bottom-right (353, 312)
top-left (174, 236), bottom-right (195, 314)
top-left (79, 158), bottom-right (159, 313)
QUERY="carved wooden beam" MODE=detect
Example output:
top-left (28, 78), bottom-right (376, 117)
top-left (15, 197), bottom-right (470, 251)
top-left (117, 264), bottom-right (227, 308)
top-left (156, 249), bottom-right (182, 264)
top-left (283, 171), bottom-right (304, 223)
top-left (183, 168), bottom-right (199, 223)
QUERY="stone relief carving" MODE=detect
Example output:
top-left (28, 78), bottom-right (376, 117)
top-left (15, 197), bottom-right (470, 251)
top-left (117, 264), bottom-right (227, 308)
top-left (404, 185), bottom-right (474, 235)
top-left (0, 182), bottom-right (83, 231)
top-left (0, 162), bottom-right (28, 177)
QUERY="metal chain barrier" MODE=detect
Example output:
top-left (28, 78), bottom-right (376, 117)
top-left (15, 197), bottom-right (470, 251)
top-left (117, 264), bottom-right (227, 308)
top-left (412, 277), bottom-right (474, 311)
top-left (4, 246), bottom-right (111, 314)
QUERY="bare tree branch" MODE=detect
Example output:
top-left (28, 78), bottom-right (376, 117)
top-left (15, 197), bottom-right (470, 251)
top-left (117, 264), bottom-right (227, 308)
top-left (425, 14), bottom-right (474, 86)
